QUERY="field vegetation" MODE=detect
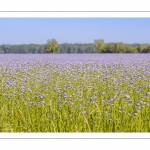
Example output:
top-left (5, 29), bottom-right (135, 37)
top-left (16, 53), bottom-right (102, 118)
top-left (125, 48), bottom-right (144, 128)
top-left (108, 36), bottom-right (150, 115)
top-left (0, 54), bottom-right (150, 132)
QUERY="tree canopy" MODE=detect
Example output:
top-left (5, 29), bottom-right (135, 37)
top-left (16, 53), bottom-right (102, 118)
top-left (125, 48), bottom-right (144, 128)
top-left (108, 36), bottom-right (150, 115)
top-left (0, 39), bottom-right (150, 54)
top-left (44, 39), bottom-right (60, 53)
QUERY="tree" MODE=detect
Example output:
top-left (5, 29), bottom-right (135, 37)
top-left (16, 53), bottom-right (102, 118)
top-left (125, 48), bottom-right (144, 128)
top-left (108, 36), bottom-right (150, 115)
top-left (139, 44), bottom-right (150, 53)
top-left (44, 39), bottom-right (60, 53)
top-left (127, 46), bottom-right (138, 53)
top-left (94, 39), bottom-right (105, 53)
top-left (105, 43), bottom-right (116, 53)
top-left (115, 42), bottom-right (126, 53)
top-left (0, 48), bottom-right (4, 53)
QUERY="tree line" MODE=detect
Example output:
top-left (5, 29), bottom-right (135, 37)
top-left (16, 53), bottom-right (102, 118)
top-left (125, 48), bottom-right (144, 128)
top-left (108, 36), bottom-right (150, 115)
top-left (0, 39), bottom-right (150, 54)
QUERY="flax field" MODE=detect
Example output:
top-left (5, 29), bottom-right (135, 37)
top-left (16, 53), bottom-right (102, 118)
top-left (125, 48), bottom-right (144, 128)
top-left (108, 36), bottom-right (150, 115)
top-left (0, 54), bottom-right (150, 132)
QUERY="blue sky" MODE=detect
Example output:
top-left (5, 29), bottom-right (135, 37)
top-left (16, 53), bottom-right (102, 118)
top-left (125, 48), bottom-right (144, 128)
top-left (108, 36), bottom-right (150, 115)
top-left (0, 18), bottom-right (150, 44)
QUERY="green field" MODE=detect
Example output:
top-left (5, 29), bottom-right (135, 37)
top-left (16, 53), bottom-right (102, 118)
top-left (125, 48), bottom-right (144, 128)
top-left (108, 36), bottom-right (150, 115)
top-left (0, 54), bottom-right (150, 132)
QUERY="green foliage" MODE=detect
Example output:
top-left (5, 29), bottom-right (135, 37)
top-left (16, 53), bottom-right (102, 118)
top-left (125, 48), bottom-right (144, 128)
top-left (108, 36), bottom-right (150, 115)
top-left (44, 39), bottom-right (60, 53)
top-left (0, 39), bottom-right (150, 53)
top-left (94, 39), bottom-right (105, 53)
top-left (0, 44), bottom-right (45, 53)
top-left (139, 44), bottom-right (150, 53)
top-left (59, 43), bottom-right (95, 53)
top-left (0, 48), bottom-right (4, 53)
top-left (105, 43), bottom-right (116, 53)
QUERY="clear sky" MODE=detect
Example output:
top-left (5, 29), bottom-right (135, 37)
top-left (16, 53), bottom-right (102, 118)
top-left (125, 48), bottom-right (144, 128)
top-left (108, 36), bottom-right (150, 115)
top-left (0, 18), bottom-right (150, 45)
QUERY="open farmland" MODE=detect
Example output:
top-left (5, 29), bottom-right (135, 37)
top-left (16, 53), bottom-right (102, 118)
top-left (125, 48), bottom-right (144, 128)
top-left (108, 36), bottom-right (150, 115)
top-left (0, 54), bottom-right (150, 132)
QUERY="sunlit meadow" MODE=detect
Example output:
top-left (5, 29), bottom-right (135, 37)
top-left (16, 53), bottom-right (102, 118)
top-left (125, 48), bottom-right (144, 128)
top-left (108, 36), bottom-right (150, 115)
top-left (0, 54), bottom-right (150, 132)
